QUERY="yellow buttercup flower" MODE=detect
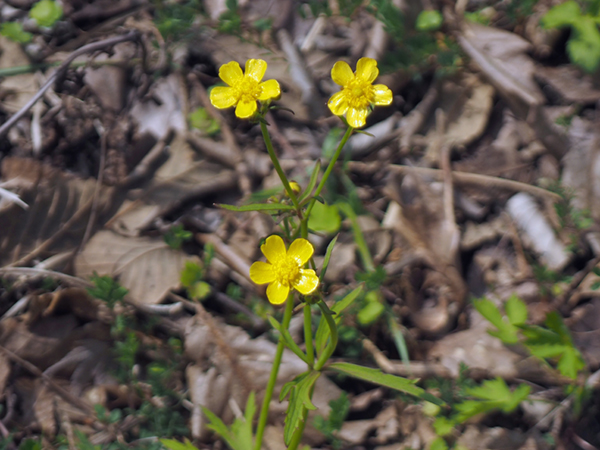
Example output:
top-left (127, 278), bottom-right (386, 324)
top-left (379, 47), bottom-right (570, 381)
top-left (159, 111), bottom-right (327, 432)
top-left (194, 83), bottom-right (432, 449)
top-left (250, 235), bottom-right (319, 305)
top-left (210, 59), bottom-right (281, 119)
top-left (328, 57), bottom-right (393, 128)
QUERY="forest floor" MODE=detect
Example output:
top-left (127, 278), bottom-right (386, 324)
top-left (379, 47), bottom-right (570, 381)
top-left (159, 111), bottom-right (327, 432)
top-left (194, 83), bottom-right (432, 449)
top-left (0, 1), bottom-right (600, 449)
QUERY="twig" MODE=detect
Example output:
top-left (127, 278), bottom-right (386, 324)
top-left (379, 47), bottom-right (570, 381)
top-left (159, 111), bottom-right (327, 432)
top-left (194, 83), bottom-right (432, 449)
top-left (349, 162), bottom-right (562, 202)
top-left (0, 31), bottom-right (139, 139)
top-left (0, 267), bottom-right (93, 288)
top-left (79, 120), bottom-right (108, 250)
top-left (276, 29), bottom-right (324, 116)
top-left (196, 233), bottom-right (253, 284)
top-left (554, 255), bottom-right (600, 312)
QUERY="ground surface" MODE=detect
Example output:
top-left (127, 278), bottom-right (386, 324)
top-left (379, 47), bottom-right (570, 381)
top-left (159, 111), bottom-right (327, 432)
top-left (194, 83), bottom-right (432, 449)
top-left (0, 0), bottom-right (600, 449)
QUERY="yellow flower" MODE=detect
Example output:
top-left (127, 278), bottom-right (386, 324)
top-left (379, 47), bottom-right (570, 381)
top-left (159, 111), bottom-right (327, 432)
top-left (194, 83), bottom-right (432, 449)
top-left (249, 235), bottom-right (319, 305)
top-left (210, 59), bottom-right (281, 119)
top-left (328, 57), bottom-right (393, 128)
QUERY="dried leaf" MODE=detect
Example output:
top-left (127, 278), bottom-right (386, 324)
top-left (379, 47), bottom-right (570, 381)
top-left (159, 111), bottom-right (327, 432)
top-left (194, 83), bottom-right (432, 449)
top-left (75, 230), bottom-right (200, 305)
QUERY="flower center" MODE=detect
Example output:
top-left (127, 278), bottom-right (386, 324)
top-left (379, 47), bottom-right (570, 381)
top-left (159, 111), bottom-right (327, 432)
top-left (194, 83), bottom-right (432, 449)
top-left (234, 76), bottom-right (261, 102)
top-left (273, 256), bottom-right (300, 286)
top-left (345, 79), bottom-right (372, 109)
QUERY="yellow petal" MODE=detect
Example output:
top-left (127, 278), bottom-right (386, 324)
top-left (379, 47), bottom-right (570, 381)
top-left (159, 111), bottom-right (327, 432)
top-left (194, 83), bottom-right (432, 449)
top-left (258, 79), bottom-right (281, 100)
top-left (347, 106), bottom-right (369, 128)
top-left (261, 235), bottom-right (286, 264)
top-left (267, 280), bottom-right (290, 305)
top-left (372, 84), bottom-right (393, 105)
top-left (250, 261), bottom-right (276, 285)
top-left (356, 57), bottom-right (379, 83)
top-left (287, 238), bottom-right (314, 266)
top-left (210, 86), bottom-right (238, 109)
top-left (328, 91), bottom-right (349, 116)
top-left (245, 59), bottom-right (267, 83)
top-left (219, 61), bottom-right (244, 86)
top-left (293, 269), bottom-right (319, 295)
top-left (331, 61), bottom-right (354, 86)
top-left (235, 98), bottom-right (257, 118)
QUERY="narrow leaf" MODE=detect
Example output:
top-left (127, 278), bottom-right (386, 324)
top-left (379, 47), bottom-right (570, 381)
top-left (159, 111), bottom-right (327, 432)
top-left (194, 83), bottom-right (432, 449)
top-left (217, 202), bottom-right (296, 212)
top-left (299, 160), bottom-right (321, 204)
top-left (319, 234), bottom-right (339, 282)
top-left (328, 362), bottom-right (444, 406)
top-left (315, 285), bottom-right (362, 356)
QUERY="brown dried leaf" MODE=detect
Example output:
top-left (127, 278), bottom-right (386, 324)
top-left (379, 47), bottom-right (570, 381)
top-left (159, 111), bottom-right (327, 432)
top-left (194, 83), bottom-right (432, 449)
top-left (0, 157), bottom-right (115, 267)
top-left (74, 230), bottom-right (200, 304)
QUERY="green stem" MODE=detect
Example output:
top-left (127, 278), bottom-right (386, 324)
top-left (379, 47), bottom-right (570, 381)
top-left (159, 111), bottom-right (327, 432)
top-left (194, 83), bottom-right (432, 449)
top-left (305, 126), bottom-right (354, 220)
top-left (260, 120), bottom-right (300, 210)
top-left (315, 300), bottom-right (338, 371)
top-left (254, 296), bottom-right (294, 450)
top-left (338, 203), bottom-right (375, 273)
top-left (303, 303), bottom-right (314, 367)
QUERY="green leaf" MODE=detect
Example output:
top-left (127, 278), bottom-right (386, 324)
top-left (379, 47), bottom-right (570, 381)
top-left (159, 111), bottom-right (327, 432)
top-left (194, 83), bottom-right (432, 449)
top-left (328, 362), bottom-right (444, 406)
top-left (30, 0), bottom-right (63, 27)
top-left (322, 127), bottom-right (343, 160)
top-left (160, 438), bottom-right (199, 450)
top-left (189, 281), bottom-right (211, 301)
top-left (308, 201), bottom-right (341, 234)
top-left (415, 10), bottom-right (443, 31)
top-left (541, 0), bottom-right (581, 29)
top-left (0, 22), bottom-right (33, 43)
top-left (180, 261), bottom-right (203, 288)
top-left (315, 285), bottom-right (363, 356)
top-left (567, 18), bottom-right (600, 72)
top-left (357, 296), bottom-right (385, 325)
top-left (433, 416), bottom-right (455, 437)
top-left (217, 202), bottom-right (296, 213)
top-left (430, 437), bottom-right (449, 450)
top-left (319, 234), bottom-right (339, 282)
top-left (558, 346), bottom-right (586, 379)
top-left (189, 107), bottom-right (220, 135)
top-left (505, 294), bottom-right (528, 326)
top-left (283, 371), bottom-right (321, 445)
top-left (454, 378), bottom-right (530, 423)
top-left (203, 407), bottom-right (238, 450)
top-left (473, 298), bottom-right (519, 344)
top-left (299, 161), bottom-right (322, 204)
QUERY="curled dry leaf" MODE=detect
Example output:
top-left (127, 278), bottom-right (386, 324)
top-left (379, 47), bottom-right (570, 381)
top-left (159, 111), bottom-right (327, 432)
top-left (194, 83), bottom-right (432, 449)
top-left (0, 157), bottom-right (115, 267)
top-left (423, 74), bottom-right (494, 160)
top-left (75, 230), bottom-right (201, 305)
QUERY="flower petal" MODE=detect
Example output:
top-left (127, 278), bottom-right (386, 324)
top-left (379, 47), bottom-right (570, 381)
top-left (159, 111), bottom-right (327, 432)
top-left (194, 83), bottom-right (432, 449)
top-left (372, 84), bottom-right (393, 106)
top-left (235, 98), bottom-right (258, 118)
top-left (293, 269), bottom-right (319, 295)
top-left (356, 57), bottom-right (379, 83)
top-left (331, 61), bottom-right (354, 86)
top-left (249, 261), bottom-right (276, 285)
top-left (210, 86), bottom-right (238, 109)
top-left (258, 79), bottom-right (281, 100)
top-left (261, 235), bottom-right (287, 264)
top-left (245, 59), bottom-right (267, 83)
top-left (328, 91), bottom-right (349, 116)
top-left (219, 61), bottom-right (244, 86)
top-left (346, 106), bottom-right (369, 128)
top-left (267, 281), bottom-right (290, 305)
top-left (287, 238), bottom-right (314, 266)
